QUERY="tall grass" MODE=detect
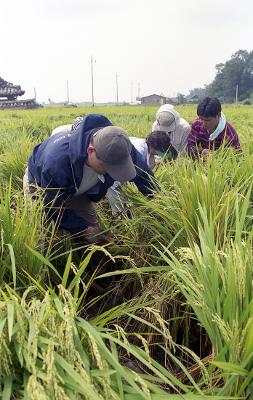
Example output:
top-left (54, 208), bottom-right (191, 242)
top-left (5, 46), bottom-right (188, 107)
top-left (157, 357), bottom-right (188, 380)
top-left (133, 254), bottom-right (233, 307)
top-left (0, 181), bottom-right (55, 288)
top-left (0, 104), bottom-right (253, 397)
top-left (0, 286), bottom-right (220, 399)
top-left (155, 189), bottom-right (253, 396)
top-left (0, 130), bottom-right (36, 190)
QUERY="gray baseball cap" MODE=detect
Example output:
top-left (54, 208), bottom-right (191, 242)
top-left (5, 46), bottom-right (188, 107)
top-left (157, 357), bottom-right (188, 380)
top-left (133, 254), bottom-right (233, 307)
top-left (157, 111), bottom-right (176, 132)
top-left (92, 126), bottom-right (136, 182)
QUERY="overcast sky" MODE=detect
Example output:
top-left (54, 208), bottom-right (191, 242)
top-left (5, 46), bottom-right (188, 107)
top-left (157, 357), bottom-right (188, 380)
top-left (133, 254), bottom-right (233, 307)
top-left (1, 0), bottom-right (252, 103)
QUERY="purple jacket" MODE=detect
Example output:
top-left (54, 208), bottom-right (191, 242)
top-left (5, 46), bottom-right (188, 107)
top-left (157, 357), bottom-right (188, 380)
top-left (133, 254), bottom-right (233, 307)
top-left (187, 118), bottom-right (240, 157)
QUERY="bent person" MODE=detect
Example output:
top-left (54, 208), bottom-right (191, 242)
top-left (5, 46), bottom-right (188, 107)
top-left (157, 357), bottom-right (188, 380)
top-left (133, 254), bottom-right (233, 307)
top-left (25, 114), bottom-right (157, 244)
top-left (187, 97), bottom-right (240, 158)
top-left (152, 104), bottom-right (190, 155)
top-left (106, 131), bottom-right (177, 214)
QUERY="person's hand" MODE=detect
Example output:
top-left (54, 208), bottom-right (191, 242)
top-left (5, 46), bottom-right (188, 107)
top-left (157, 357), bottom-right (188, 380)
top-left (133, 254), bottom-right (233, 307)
top-left (201, 149), bottom-right (212, 161)
top-left (154, 155), bottom-right (162, 165)
top-left (111, 206), bottom-right (133, 221)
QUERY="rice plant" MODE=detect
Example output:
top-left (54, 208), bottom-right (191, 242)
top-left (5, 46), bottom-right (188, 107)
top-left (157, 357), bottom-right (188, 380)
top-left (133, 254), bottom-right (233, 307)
top-left (0, 104), bottom-right (252, 398)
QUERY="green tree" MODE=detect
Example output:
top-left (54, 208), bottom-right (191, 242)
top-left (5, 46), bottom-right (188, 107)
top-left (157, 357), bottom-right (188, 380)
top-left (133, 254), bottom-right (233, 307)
top-left (177, 93), bottom-right (186, 104)
top-left (206, 50), bottom-right (253, 102)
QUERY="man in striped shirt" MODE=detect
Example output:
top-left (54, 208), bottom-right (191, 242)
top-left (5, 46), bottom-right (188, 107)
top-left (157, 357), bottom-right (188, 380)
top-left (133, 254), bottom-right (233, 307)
top-left (187, 97), bottom-right (240, 158)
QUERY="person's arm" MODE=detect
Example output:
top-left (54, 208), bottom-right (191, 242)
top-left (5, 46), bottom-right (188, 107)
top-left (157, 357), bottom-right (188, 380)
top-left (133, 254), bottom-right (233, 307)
top-left (187, 121), bottom-right (201, 158)
top-left (152, 120), bottom-right (159, 131)
top-left (168, 145), bottom-right (178, 160)
top-left (225, 124), bottom-right (241, 149)
top-left (131, 147), bottom-right (159, 196)
top-left (179, 123), bottom-right (191, 155)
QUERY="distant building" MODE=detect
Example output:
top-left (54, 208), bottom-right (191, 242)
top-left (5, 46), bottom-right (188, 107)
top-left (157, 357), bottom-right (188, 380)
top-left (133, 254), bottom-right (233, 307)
top-left (137, 94), bottom-right (178, 106)
top-left (186, 88), bottom-right (206, 103)
top-left (187, 94), bottom-right (201, 103)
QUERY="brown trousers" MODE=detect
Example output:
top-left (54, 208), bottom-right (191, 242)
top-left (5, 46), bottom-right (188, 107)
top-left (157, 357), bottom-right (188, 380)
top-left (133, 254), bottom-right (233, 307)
top-left (65, 193), bottom-right (98, 227)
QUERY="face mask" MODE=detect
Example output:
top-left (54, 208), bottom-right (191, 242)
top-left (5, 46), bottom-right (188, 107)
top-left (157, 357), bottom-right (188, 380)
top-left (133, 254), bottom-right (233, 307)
top-left (155, 149), bottom-right (172, 159)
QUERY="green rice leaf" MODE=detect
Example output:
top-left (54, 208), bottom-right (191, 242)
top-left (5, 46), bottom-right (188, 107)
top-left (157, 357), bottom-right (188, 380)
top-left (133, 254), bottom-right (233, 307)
top-left (2, 375), bottom-right (12, 400)
top-left (7, 302), bottom-right (14, 342)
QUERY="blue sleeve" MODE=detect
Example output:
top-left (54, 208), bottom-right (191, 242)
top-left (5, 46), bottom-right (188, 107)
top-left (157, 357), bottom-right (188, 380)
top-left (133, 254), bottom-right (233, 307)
top-left (130, 147), bottom-right (159, 196)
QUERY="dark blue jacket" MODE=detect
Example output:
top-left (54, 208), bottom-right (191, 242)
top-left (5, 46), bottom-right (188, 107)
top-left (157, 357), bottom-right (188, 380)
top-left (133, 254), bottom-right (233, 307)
top-left (28, 114), bottom-right (157, 233)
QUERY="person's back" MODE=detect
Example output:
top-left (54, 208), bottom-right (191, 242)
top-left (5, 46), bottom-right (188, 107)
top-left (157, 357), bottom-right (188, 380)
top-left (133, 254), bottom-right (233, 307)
top-left (129, 137), bottom-right (148, 160)
top-left (152, 105), bottom-right (190, 155)
top-left (51, 124), bottom-right (72, 136)
top-left (26, 114), bottom-right (157, 238)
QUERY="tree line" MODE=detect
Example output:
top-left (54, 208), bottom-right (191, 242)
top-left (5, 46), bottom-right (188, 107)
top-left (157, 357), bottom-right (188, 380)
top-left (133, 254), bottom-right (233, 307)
top-left (206, 50), bottom-right (253, 103)
top-left (177, 50), bottom-right (253, 104)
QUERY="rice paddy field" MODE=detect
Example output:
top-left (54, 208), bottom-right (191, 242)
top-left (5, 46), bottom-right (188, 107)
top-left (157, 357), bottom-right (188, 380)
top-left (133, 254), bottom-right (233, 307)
top-left (0, 104), bottom-right (253, 399)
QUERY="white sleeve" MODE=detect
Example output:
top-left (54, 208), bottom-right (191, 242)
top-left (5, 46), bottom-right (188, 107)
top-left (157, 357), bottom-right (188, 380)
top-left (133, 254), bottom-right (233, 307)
top-left (152, 121), bottom-right (159, 131)
top-left (179, 124), bottom-right (191, 154)
top-left (51, 124), bottom-right (72, 136)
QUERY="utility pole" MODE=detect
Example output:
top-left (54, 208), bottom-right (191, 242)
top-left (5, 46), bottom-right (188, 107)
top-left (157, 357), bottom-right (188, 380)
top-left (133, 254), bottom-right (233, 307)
top-left (34, 87), bottom-right (37, 101)
top-left (91, 56), bottom-right (95, 107)
top-left (66, 80), bottom-right (69, 104)
top-left (138, 82), bottom-right (140, 99)
top-left (235, 84), bottom-right (238, 106)
top-left (115, 73), bottom-right (119, 104)
top-left (131, 81), bottom-right (133, 103)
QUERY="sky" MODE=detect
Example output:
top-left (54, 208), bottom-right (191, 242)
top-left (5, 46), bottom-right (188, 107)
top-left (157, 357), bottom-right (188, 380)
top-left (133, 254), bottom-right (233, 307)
top-left (1, 0), bottom-right (253, 104)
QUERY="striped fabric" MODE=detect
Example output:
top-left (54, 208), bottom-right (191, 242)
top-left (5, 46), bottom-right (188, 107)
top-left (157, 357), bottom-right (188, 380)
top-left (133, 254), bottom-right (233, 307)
top-left (71, 116), bottom-right (83, 131)
top-left (187, 118), bottom-right (240, 157)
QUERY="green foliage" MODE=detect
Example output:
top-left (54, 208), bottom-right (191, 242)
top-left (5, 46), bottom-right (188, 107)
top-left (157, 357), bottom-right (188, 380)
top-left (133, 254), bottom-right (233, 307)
top-left (0, 181), bottom-right (56, 288)
top-left (206, 49), bottom-right (253, 102)
top-left (0, 104), bottom-right (253, 397)
top-left (0, 286), bottom-right (212, 399)
top-left (156, 197), bottom-right (253, 396)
